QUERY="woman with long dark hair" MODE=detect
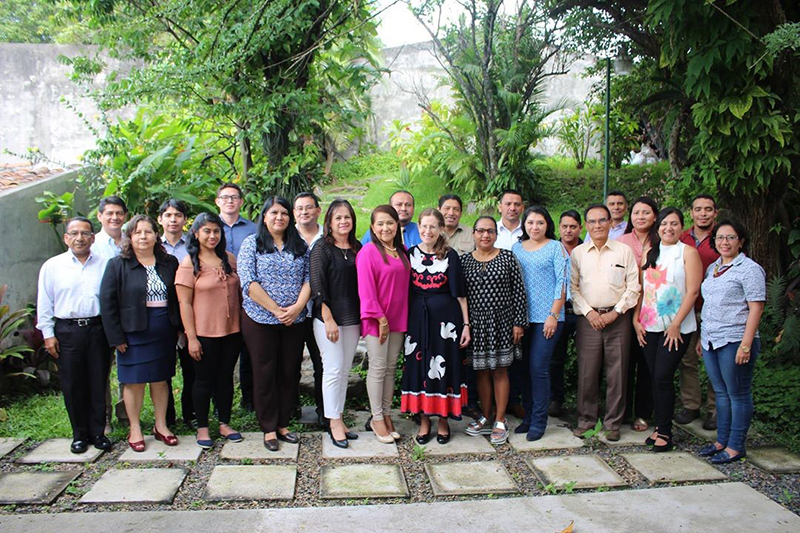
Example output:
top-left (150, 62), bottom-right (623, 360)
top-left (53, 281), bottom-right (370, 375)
top-left (512, 206), bottom-right (568, 441)
top-left (619, 196), bottom-right (659, 432)
top-left (176, 212), bottom-right (243, 449)
top-left (356, 205), bottom-right (410, 443)
top-left (100, 215), bottom-right (181, 451)
top-left (238, 197), bottom-right (311, 451)
top-left (633, 207), bottom-right (701, 451)
top-left (310, 199), bottom-right (362, 448)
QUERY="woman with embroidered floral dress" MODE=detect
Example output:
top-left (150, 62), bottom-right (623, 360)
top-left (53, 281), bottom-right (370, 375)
top-left (633, 207), bottom-right (702, 452)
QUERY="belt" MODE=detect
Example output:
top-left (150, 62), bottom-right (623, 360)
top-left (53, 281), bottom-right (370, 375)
top-left (594, 307), bottom-right (615, 315)
top-left (57, 316), bottom-right (102, 327)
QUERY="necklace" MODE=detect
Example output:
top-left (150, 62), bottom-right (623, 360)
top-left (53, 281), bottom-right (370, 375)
top-left (382, 243), bottom-right (397, 252)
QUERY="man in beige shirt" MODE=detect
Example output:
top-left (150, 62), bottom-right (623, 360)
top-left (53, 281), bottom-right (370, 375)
top-left (570, 204), bottom-right (641, 441)
top-left (438, 194), bottom-right (475, 255)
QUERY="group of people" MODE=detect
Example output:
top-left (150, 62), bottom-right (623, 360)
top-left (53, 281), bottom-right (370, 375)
top-left (36, 184), bottom-right (765, 465)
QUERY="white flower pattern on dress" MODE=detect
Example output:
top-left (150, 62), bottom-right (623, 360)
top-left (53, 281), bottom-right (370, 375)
top-left (428, 355), bottom-right (446, 380)
top-left (440, 322), bottom-right (457, 341)
top-left (404, 336), bottom-right (418, 355)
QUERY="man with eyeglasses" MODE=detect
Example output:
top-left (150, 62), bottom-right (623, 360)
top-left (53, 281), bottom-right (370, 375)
top-left (676, 194), bottom-right (721, 430)
top-left (570, 204), bottom-right (640, 441)
top-left (215, 183), bottom-right (258, 411)
top-left (37, 217), bottom-right (112, 454)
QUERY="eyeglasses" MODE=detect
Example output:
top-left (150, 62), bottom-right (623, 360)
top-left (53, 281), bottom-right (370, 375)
top-left (474, 228), bottom-right (497, 235)
top-left (295, 206), bottom-right (318, 212)
top-left (715, 235), bottom-right (739, 242)
top-left (218, 195), bottom-right (241, 202)
top-left (66, 231), bottom-right (93, 238)
top-left (586, 218), bottom-right (610, 226)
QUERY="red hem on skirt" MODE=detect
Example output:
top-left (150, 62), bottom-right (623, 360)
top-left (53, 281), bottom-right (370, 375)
top-left (400, 386), bottom-right (468, 417)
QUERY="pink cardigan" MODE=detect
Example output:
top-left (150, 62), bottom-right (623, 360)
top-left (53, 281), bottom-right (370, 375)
top-left (355, 242), bottom-right (410, 336)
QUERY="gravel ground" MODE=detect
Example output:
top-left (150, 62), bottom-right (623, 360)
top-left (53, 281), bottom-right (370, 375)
top-left (1, 411), bottom-right (798, 516)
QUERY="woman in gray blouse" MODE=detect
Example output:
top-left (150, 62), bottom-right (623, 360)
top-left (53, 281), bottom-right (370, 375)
top-left (697, 220), bottom-right (765, 464)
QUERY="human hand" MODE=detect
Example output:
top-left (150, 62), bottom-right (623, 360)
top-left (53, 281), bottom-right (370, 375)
top-left (188, 337), bottom-right (203, 361)
top-left (663, 323), bottom-right (683, 351)
top-left (735, 345), bottom-right (751, 365)
top-left (277, 305), bottom-right (301, 326)
top-left (600, 310), bottom-right (619, 327)
top-left (543, 315), bottom-right (558, 339)
top-left (459, 325), bottom-right (471, 348)
top-left (325, 318), bottom-right (340, 344)
top-left (587, 310), bottom-right (605, 331)
top-left (116, 343), bottom-right (128, 353)
top-left (44, 337), bottom-right (59, 359)
top-left (633, 320), bottom-right (647, 347)
top-left (512, 326), bottom-right (524, 344)
top-left (378, 318), bottom-right (389, 345)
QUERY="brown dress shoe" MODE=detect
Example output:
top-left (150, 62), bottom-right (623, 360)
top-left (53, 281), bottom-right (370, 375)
top-left (605, 429), bottom-right (621, 441)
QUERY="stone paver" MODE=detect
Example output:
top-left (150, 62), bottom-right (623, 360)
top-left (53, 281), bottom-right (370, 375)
top-left (675, 419), bottom-right (717, 441)
top-left (320, 464), bottom-right (408, 499)
top-left (425, 460), bottom-right (518, 496)
top-left (219, 432), bottom-right (298, 461)
top-left (622, 452), bottom-right (727, 484)
top-left (204, 465), bottom-right (296, 501)
top-left (0, 471), bottom-right (79, 504)
top-left (80, 468), bottom-right (187, 504)
top-left (0, 438), bottom-right (25, 459)
top-left (423, 432), bottom-right (496, 456)
top-left (508, 426), bottom-right (584, 451)
top-left (748, 447), bottom-right (800, 474)
top-left (527, 455), bottom-right (628, 489)
top-left (17, 438), bottom-right (104, 464)
top-left (599, 426), bottom-right (650, 446)
top-left (322, 431), bottom-right (398, 459)
top-left (350, 411), bottom-right (416, 437)
top-left (118, 436), bottom-right (201, 462)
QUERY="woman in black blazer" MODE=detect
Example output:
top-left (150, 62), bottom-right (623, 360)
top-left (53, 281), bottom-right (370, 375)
top-left (101, 215), bottom-right (181, 452)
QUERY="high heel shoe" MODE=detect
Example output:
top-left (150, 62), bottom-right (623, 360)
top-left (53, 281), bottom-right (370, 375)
top-left (328, 428), bottom-right (348, 449)
top-left (344, 431), bottom-right (359, 440)
top-left (154, 428), bottom-right (178, 446)
top-left (365, 416), bottom-right (373, 432)
top-left (652, 434), bottom-right (674, 453)
top-left (127, 433), bottom-right (145, 452)
top-left (415, 432), bottom-right (432, 445)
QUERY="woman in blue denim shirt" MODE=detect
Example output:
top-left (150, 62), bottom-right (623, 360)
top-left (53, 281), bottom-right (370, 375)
top-left (698, 220), bottom-right (765, 464)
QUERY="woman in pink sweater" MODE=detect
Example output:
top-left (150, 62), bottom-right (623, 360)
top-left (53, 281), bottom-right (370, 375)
top-left (356, 205), bottom-right (410, 443)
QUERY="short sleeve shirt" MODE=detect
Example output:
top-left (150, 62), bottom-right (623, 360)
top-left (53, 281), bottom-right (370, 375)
top-left (175, 253), bottom-right (241, 337)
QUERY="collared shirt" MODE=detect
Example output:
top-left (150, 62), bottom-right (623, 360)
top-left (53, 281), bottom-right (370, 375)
top-left (161, 233), bottom-right (188, 263)
top-left (36, 251), bottom-right (108, 338)
top-left (680, 226), bottom-right (719, 311)
top-left (570, 238), bottom-right (640, 316)
top-left (495, 220), bottom-right (523, 250)
top-left (444, 223), bottom-right (476, 255)
top-left (222, 215), bottom-right (258, 257)
top-left (90, 229), bottom-right (121, 259)
top-left (700, 253), bottom-right (765, 350)
top-left (360, 221), bottom-right (422, 247)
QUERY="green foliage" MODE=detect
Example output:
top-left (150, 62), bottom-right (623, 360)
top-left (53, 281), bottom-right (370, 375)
top-left (0, 1), bottom-right (88, 43)
top-left (0, 286), bottom-right (34, 377)
top-left (556, 104), bottom-right (600, 169)
top-left (411, 443), bottom-right (427, 461)
top-left (35, 191), bottom-right (79, 251)
top-left (763, 22), bottom-right (800, 59)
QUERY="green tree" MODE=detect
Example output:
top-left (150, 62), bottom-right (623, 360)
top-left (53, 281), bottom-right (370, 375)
top-left (0, 1), bottom-right (88, 43)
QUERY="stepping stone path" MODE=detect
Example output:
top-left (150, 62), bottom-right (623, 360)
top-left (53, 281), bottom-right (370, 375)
top-left (527, 456), bottom-right (627, 489)
top-left (118, 436), bottom-right (201, 463)
top-left (0, 438), bottom-right (25, 459)
top-left (219, 432), bottom-right (299, 461)
top-left (17, 439), bottom-right (104, 464)
top-left (0, 471), bottom-right (79, 504)
top-left (322, 431), bottom-right (398, 459)
top-left (422, 432), bottom-right (496, 456)
top-left (320, 464), bottom-right (408, 499)
top-left (425, 461), bottom-right (517, 496)
top-left (205, 465), bottom-right (296, 501)
top-left (622, 452), bottom-right (727, 484)
top-left (675, 419), bottom-right (718, 442)
top-left (80, 468), bottom-right (187, 504)
top-left (599, 426), bottom-right (650, 447)
top-left (508, 426), bottom-right (584, 451)
top-left (748, 447), bottom-right (800, 474)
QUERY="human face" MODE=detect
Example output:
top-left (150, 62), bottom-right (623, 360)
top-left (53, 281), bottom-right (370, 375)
top-left (371, 212), bottom-right (398, 247)
top-left (498, 193), bottom-right (523, 225)
top-left (524, 212), bottom-right (548, 243)
top-left (606, 194), bottom-right (628, 223)
top-left (158, 206), bottom-right (187, 237)
top-left (585, 207), bottom-right (611, 242)
top-left (216, 187), bottom-right (243, 217)
top-left (130, 220), bottom-right (157, 255)
top-left (419, 215), bottom-right (442, 247)
top-left (630, 202), bottom-right (656, 233)
top-left (691, 198), bottom-right (717, 230)
top-left (330, 206), bottom-right (353, 240)
top-left (439, 199), bottom-right (462, 230)
top-left (195, 223), bottom-right (221, 252)
top-left (294, 196), bottom-right (321, 227)
top-left (714, 225), bottom-right (743, 260)
top-left (97, 203), bottom-right (126, 234)
top-left (559, 216), bottom-right (581, 245)
top-left (658, 213), bottom-right (683, 245)
top-left (473, 219), bottom-right (497, 252)
top-left (64, 221), bottom-right (94, 257)
top-left (390, 192), bottom-right (414, 226)
top-left (263, 203), bottom-right (290, 238)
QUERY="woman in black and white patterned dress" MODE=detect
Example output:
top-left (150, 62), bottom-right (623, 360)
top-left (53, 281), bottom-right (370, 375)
top-left (461, 216), bottom-right (527, 445)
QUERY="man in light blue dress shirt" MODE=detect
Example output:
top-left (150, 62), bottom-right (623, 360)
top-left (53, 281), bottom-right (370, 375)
top-left (360, 190), bottom-right (421, 247)
top-left (90, 196), bottom-right (127, 260)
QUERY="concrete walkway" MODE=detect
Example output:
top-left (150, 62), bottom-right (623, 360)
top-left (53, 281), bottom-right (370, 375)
top-left (1, 482), bottom-right (797, 532)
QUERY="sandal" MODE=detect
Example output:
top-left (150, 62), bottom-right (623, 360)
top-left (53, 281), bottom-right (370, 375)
top-left (465, 416), bottom-right (493, 436)
top-left (490, 420), bottom-right (509, 445)
top-left (632, 417), bottom-right (649, 432)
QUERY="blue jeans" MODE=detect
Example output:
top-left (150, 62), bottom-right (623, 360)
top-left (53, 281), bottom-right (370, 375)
top-left (702, 338), bottom-right (760, 452)
top-left (522, 322), bottom-right (564, 437)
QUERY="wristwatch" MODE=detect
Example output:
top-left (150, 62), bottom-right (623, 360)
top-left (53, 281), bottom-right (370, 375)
top-left (740, 345), bottom-right (751, 354)
top-left (549, 312), bottom-right (559, 320)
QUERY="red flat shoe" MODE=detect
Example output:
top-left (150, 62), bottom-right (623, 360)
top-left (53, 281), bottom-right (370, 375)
top-left (127, 434), bottom-right (145, 452)
top-left (154, 428), bottom-right (178, 446)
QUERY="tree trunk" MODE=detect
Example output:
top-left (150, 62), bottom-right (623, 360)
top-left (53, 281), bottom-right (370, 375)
top-left (668, 107), bottom-right (686, 179)
top-left (719, 190), bottom-right (783, 277)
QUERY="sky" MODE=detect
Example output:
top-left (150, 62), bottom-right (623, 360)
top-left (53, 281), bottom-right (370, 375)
top-left (375, 0), bottom-right (455, 48)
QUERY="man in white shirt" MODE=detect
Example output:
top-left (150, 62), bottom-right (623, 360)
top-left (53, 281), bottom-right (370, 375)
top-left (91, 196), bottom-right (128, 259)
top-left (495, 190), bottom-right (524, 250)
top-left (37, 217), bottom-right (112, 454)
top-left (294, 192), bottom-right (325, 426)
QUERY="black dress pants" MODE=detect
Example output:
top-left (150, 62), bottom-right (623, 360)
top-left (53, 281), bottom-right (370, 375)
top-left (642, 331), bottom-right (691, 436)
top-left (194, 333), bottom-right (242, 427)
top-left (167, 344), bottom-right (196, 425)
top-left (54, 319), bottom-right (111, 440)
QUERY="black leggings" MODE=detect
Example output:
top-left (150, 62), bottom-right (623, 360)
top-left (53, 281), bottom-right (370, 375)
top-left (642, 331), bottom-right (691, 437)
top-left (194, 333), bottom-right (242, 428)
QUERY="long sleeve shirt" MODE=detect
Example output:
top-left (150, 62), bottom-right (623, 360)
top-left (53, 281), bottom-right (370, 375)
top-left (570, 238), bottom-right (640, 316)
top-left (36, 251), bottom-right (108, 338)
top-left (309, 241), bottom-right (361, 327)
top-left (90, 229), bottom-right (121, 259)
top-left (355, 242), bottom-right (410, 336)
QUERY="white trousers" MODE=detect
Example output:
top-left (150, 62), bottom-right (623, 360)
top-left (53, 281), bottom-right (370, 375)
top-left (313, 319), bottom-right (361, 419)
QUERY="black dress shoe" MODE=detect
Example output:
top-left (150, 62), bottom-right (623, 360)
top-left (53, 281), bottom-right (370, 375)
top-left (91, 435), bottom-right (113, 450)
top-left (436, 433), bottom-right (451, 445)
top-left (328, 429), bottom-right (348, 449)
top-left (70, 439), bottom-right (89, 454)
top-left (514, 423), bottom-right (530, 434)
top-left (415, 432), bottom-right (432, 445)
top-left (277, 432), bottom-right (299, 444)
top-left (345, 431), bottom-right (359, 440)
top-left (365, 416), bottom-right (372, 432)
top-left (652, 434), bottom-right (674, 453)
top-left (263, 438), bottom-right (279, 452)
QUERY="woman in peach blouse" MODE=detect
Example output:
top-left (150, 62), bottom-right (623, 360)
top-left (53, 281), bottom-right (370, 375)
top-left (176, 213), bottom-right (244, 449)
